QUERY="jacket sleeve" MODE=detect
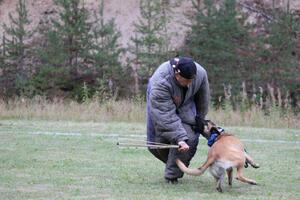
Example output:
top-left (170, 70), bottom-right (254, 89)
top-left (149, 84), bottom-right (188, 144)
top-left (194, 69), bottom-right (210, 119)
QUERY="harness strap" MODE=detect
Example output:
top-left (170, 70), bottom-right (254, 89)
top-left (207, 132), bottom-right (219, 147)
top-left (207, 126), bottom-right (225, 147)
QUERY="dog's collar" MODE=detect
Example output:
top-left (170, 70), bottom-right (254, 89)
top-left (207, 132), bottom-right (219, 147)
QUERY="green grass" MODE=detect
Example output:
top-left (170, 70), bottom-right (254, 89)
top-left (0, 120), bottom-right (299, 199)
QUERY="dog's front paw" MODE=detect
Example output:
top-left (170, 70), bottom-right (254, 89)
top-left (216, 186), bottom-right (223, 193)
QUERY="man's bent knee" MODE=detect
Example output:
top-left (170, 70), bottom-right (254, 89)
top-left (148, 148), bottom-right (168, 163)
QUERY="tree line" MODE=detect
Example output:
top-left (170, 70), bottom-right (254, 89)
top-left (0, 0), bottom-right (299, 111)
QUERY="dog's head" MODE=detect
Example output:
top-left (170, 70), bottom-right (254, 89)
top-left (202, 120), bottom-right (218, 138)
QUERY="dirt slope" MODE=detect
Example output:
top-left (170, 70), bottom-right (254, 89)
top-left (0, 0), bottom-right (299, 49)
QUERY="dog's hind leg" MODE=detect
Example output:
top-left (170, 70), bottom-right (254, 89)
top-left (210, 169), bottom-right (224, 193)
top-left (209, 163), bottom-right (225, 192)
top-left (226, 167), bottom-right (233, 186)
top-left (245, 152), bottom-right (260, 169)
top-left (236, 165), bottom-right (257, 185)
top-left (216, 174), bottom-right (225, 192)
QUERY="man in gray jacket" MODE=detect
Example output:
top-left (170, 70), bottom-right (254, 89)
top-left (146, 56), bottom-right (210, 184)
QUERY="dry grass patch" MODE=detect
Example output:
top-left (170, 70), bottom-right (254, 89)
top-left (0, 97), bottom-right (299, 128)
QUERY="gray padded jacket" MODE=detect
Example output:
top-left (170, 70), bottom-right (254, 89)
top-left (146, 60), bottom-right (210, 144)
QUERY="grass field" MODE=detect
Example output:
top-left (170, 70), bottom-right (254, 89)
top-left (0, 120), bottom-right (299, 200)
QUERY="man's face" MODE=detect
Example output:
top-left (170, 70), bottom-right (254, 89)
top-left (175, 73), bottom-right (194, 87)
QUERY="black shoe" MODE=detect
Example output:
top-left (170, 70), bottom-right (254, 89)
top-left (165, 178), bottom-right (178, 184)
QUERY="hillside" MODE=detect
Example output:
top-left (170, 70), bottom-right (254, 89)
top-left (1, 0), bottom-right (300, 49)
top-left (0, 0), bottom-right (188, 50)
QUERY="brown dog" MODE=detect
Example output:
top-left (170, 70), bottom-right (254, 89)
top-left (176, 120), bottom-right (259, 192)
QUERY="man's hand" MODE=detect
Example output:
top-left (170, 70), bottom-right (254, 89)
top-left (178, 141), bottom-right (189, 152)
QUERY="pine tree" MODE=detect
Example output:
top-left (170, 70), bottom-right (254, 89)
top-left (90, 0), bottom-right (123, 95)
top-left (0, 34), bottom-right (4, 65)
top-left (1, 0), bottom-right (31, 96)
top-left (129, 0), bottom-right (170, 94)
top-left (52, 0), bottom-right (92, 70)
top-left (3, 0), bottom-right (31, 63)
top-left (34, 0), bottom-right (124, 99)
top-left (255, 2), bottom-right (299, 90)
top-left (185, 0), bottom-right (250, 97)
top-left (32, 0), bottom-right (93, 97)
top-left (0, 40), bottom-right (4, 69)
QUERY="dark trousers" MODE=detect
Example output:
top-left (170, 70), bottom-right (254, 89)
top-left (148, 123), bottom-right (200, 179)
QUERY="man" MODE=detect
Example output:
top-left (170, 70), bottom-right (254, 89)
top-left (146, 56), bottom-right (210, 184)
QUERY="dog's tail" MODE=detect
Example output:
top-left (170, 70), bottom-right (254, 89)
top-left (176, 159), bottom-right (204, 176)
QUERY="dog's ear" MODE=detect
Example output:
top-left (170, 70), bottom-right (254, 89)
top-left (206, 120), bottom-right (216, 127)
top-left (204, 120), bottom-right (215, 128)
top-left (206, 120), bottom-right (219, 133)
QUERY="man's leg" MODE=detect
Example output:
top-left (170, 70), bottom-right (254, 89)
top-left (164, 124), bottom-right (200, 181)
top-left (148, 136), bottom-right (169, 163)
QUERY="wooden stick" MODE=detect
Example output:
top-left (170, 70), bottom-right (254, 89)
top-left (118, 138), bottom-right (174, 146)
top-left (117, 142), bottom-right (179, 149)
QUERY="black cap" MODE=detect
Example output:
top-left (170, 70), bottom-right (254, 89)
top-left (171, 57), bottom-right (197, 79)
